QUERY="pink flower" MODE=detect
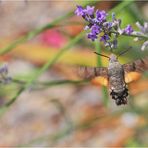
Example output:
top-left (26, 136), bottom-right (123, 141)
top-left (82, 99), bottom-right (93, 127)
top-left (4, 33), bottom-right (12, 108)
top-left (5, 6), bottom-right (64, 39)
top-left (40, 29), bottom-right (67, 48)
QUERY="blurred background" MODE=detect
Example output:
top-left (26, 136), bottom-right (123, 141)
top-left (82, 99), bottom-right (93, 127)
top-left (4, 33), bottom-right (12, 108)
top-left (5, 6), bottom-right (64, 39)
top-left (0, 1), bottom-right (147, 147)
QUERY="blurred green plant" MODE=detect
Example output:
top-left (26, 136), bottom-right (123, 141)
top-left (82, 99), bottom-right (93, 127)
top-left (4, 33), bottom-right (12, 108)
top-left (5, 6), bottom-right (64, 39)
top-left (0, 0), bottom-right (147, 146)
top-left (95, 41), bottom-right (109, 106)
top-left (0, 0), bottom-right (139, 114)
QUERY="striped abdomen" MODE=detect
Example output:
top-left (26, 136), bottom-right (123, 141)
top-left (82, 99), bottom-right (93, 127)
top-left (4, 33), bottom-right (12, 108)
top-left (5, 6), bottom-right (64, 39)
top-left (108, 62), bottom-right (128, 105)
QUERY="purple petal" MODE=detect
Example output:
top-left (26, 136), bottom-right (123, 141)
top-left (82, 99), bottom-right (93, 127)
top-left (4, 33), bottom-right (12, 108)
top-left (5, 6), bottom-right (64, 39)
top-left (0, 64), bottom-right (8, 74)
top-left (100, 34), bottom-right (110, 43)
top-left (96, 10), bottom-right (107, 23)
top-left (124, 25), bottom-right (133, 35)
top-left (103, 22), bottom-right (112, 30)
top-left (87, 33), bottom-right (98, 41)
top-left (75, 5), bottom-right (84, 16)
top-left (91, 24), bottom-right (100, 34)
top-left (83, 5), bottom-right (94, 16)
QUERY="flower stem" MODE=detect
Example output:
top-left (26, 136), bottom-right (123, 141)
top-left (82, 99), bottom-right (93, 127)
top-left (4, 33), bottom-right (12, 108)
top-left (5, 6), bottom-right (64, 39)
top-left (123, 32), bottom-right (148, 40)
top-left (0, 32), bottom-right (85, 116)
top-left (111, 31), bottom-right (148, 40)
top-left (12, 78), bottom-right (88, 87)
top-left (94, 41), bottom-right (108, 107)
top-left (0, 12), bottom-right (73, 55)
top-left (0, 1), bottom-right (95, 56)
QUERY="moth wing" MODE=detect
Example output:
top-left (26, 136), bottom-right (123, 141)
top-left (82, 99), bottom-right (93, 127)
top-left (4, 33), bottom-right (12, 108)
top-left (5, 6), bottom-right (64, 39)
top-left (123, 56), bottom-right (148, 73)
top-left (91, 76), bottom-right (108, 86)
top-left (123, 56), bottom-right (148, 83)
top-left (78, 66), bottom-right (108, 79)
top-left (78, 66), bottom-right (108, 86)
top-left (125, 72), bottom-right (141, 83)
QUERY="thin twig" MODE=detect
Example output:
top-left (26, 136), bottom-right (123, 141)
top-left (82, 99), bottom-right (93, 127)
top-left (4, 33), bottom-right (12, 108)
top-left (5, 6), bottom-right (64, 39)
top-left (95, 41), bottom-right (109, 106)
top-left (0, 32), bottom-right (85, 114)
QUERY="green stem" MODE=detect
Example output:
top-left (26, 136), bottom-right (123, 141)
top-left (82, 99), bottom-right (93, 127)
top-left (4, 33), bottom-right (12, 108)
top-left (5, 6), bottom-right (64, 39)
top-left (1, 32), bottom-right (84, 109)
top-left (0, 12), bottom-right (73, 55)
top-left (128, 2), bottom-right (144, 23)
top-left (95, 41), bottom-right (108, 107)
top-left (12, 78), bottom-right (88, 87)
top-left (112, 31), bottom-right (148, 40)
top-left (108, 0), bottom-right (135, 15)
top-left (0, 1), bottom-right (96, 55)
top-left (123, 32), bottom-right (148, 40)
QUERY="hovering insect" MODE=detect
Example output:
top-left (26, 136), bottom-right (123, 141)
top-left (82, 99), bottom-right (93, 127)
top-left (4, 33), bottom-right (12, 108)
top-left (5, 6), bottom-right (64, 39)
top-left (78, 50), bottom-right (148, 105)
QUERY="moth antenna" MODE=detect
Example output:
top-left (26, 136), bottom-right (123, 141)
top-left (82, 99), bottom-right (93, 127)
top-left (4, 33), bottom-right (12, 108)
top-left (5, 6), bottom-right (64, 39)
top-left (94, 52), bottom-right (110, 59)
top-left (117, 46), bottom-right (132, 58)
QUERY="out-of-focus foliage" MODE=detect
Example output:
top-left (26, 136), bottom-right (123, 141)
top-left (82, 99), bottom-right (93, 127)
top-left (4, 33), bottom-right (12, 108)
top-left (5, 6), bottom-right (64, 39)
top-left (0, 1), bottom-right (147, 147)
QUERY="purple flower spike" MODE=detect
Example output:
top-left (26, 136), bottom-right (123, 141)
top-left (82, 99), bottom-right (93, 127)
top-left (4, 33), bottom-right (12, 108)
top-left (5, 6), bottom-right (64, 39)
top-left (0, 63), bottom-right (11, 84)
top-left (75, 5), bottom-right (84, 16)
top-left (141, 40), bottom-right (148, 51)
top-left (96, 10), bottom-right (107, 22)
top-left (83, 5), bottom-right (94, 16)
top-left (124, 25), bottom-right (133, 35)
top-left (75, 5), bottom-right (140, 49)
top-left (136, 22), bottom-right (148, 34)
top-left (91, 24), bottom-right (100, 34)
top-left (0, 64), bottom-right (8, 74)
top-left (87, 33), bottom-right (98, 41)
top-left (103, 22), bottom-right (112, 30)
top-left (100, 34), bottom-right (110, 43)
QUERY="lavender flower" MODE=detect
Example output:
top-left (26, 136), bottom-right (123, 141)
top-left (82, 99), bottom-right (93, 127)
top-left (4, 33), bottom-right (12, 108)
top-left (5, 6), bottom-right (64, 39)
top-left (141, 40), bottom-right (148, 51)
top-left (75, 5), bottom-right (84, 16)
top-left (91, 24), bottom-right (100, 34)
top-left (0, 64), bottom-right (11, 84)
top-left (124, 25), bottom-right (133, 35)
top-left (143, 22), bottom-right (148, 33)
top-left (75, 5), bottom-right (137, 49)
top-left (100, 34), bottom-right (110, 43)
top-left (103, 22), bottom-right (112, 32)
top-left (83, 5), bottom-right (94, 16)
top-left (96, 10), bottom-right (107, 23)
top-left (87, 33), bottom-right (98, 41)
top-left (87, 24), bottom-right (101, 41)
top-left (0, 64), bottom-right (8, 74)
top-left (136, 22), bottom-right (148, 34)
top-left (133, 22), bottom-right (148, 50)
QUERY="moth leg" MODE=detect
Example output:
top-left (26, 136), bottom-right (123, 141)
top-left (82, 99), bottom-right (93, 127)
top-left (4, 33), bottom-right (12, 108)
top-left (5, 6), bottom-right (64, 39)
top-left (116, 97), bottom-right (127, 105)
top-left (123, 87), bottom-right (128, 97)
top-left (116, 99), bottom-right (122, 105)
top-left (123, 98), bottom-right (127, 104)
top-left (110, 89), bottom-right (118, 100)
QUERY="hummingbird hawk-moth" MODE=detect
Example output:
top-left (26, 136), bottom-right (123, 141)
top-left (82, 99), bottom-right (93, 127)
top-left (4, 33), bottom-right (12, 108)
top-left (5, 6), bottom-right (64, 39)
top-left (78, 52), bottom-right (148, 105)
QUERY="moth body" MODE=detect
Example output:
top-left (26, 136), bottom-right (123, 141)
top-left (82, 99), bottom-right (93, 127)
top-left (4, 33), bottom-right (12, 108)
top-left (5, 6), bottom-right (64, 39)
top-left (78, 54), bottom-right (148, 106)
top-left (108, 54), bottom-right (128, 105)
